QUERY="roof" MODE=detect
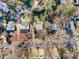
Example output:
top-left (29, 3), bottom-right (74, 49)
top-left (0, 19), bottom-right (6, 26)
top-left (33, 7), bottom-right (43, 12)
top-left (0, 1), bottom-right (9, 12)
top-left (20, 21), bottom-right (29, 30)
top-left (6, 21), bottom-right (15, 30)
top-left (11, 31), bottom-right (28, 42)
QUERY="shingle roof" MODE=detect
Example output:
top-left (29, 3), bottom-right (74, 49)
top-left (11, 31), bottom-right (28, 42)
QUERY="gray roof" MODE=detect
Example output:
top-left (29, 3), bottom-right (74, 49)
top-left (20, 21), bottom-right (29, 30)
top-left (6, 21), bottom-right (15, 30)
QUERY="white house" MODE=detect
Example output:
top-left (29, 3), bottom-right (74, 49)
top-left (74, 0), bottom-right (79, 4)
top-left (60, 0), bottom-right (79, 4)
top-left (0, 1), bottom-right (9, 12)
top-left (6, 21), bottom-right (15, 34)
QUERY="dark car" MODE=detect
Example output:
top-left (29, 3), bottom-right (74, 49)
top-left (71, 16), bottom-right (79, 21)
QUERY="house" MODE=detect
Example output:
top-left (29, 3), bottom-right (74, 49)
top-left (48, 46), bottom-right (60, 59)
top-left (11, 22), bottom-right (30, 42)
top-left (0, 12), bottom-right (6, 27)
top-left (32, 48), bottom-right (45, 59)
top-left (9, 14), bottom-right (17, 22)
top-left (0, 1), bottom-right (9, 12)
top-left (60, 0), bottom-right (79, 5)
top-left (30, 39), bottom-right (45, 59)
top-left (60, 0), bottom-right (66, 4)
top-left (11, 31), bottom-right (28, 42)
top-left (15, 1), bottom-right (32, 14)
top-left (0, 17), bottom-right (6, 27)
top-left (15, 7), bottom-right (24, 14)
top-left (0, 14), bottom-right (6, 34)
top-left (34, 21), bottom-right (43, 31)
top-left (64, 52), bottom-right (75, 59)
top-left (20, 21), bottom-right (30, 33)
top-left (6, 21), bottom-right (15, 34)
top-left (76, 21), bottom-right (79, 32)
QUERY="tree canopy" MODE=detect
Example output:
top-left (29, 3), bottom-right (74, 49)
top-left (56, 3), bottom-right (77, 16)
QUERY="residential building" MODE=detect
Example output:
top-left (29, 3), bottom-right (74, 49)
top-left (74, 0), bottom-right (79, 4)
top-left (6, 21), bottom-right (15, 35)
top-left (20, 21), bottom-right (30, 33)
top-left (60, 0), bottom-right (79, 4)
top-left (60, 0), bottom-right (66, 4)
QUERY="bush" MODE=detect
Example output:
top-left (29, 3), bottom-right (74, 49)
top-left (7, 0), bottom-right (15, 9)
top-left (60, 48), bottom-right (67, 57)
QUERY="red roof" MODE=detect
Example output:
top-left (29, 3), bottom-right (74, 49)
top-left (11, 31), bottom-right (28, 42)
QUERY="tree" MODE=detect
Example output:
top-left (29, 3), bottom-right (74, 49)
top-left (7, 0), bottom-right (15, 9)
top-left (7, 0), bottom-right (24, 9)
top-left (63, 3), bottom-right (77, 16)
top-left (56, 3), bottom-right (77, 16)
top-left (54, 0), bottom-right (60, 6)
top-left (60, 48), bottom-right (67, 59)
top-left (30, 0), bottom-right (61, 22)
top-left (40, 0), bottom-right (56, 11)
top-left (28, 0), bottom-right (34, 7)
top-left (34, 16), bottom-right (40, 22)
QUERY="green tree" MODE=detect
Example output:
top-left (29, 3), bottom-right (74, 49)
top-left (7, 0), bottom-right (24, 9)
top-left (40, 0), bottom-right (56, 11)
top-left (54, 0), bottom-right (60, 6)
top-left (7, 0), bottom-right (15, 9)
top-left (29, 0), bottom-right (34, 7)
top-left (40, 11), bottom-right (48, 21)
top-left (63, 3), bottom-right (77, 16)
top-left (34, 16), bottom-right (40, 22)
top-left (56, 3), bottom-right (77, 16)
top-left (60, 48), bottom-right (67, 59)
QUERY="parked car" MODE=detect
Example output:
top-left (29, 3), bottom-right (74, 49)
top-left (71, 16), bottom-right (79, 21)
